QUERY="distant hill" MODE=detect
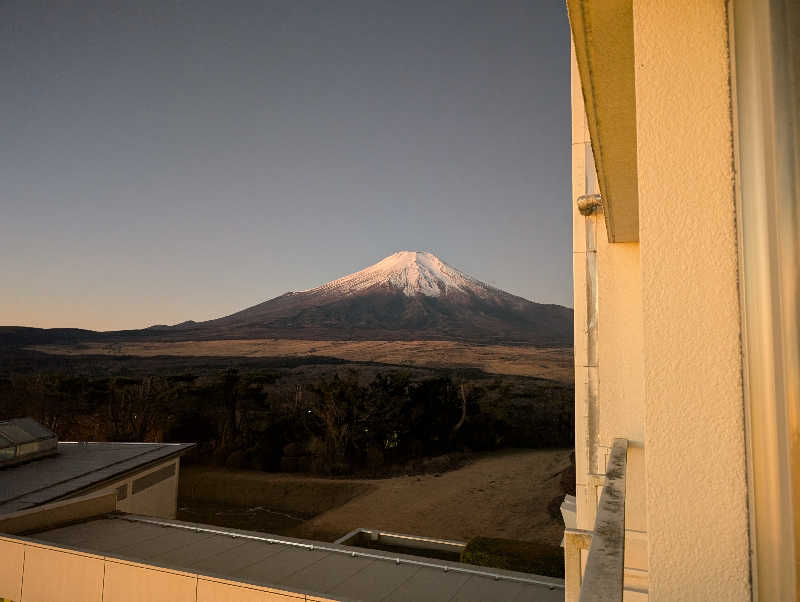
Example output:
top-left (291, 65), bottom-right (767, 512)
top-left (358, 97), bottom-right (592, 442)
top-left (0, 327), bottom-right (102, 348)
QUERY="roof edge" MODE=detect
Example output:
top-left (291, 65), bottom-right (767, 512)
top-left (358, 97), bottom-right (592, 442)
top-left (566, 0), bottom-right (640, 243)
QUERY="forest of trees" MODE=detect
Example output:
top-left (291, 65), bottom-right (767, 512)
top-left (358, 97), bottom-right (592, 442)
top-left (0, 351), bottom-right (573, 476)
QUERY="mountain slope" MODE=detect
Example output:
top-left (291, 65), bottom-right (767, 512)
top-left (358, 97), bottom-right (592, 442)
top-left (1, 252), bottom-right (572, 347)
top-left (176, 251), bottom-right (572, 345)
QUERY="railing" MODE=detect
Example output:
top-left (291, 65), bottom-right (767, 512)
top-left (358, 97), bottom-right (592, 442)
top-left (565, 438), bottom-right (629, 602)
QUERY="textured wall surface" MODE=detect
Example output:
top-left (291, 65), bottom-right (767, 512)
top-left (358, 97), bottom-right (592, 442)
top-left (571, 37), bottom-right (591, 532)
top-left (596, 240), bottom-right (644, 450)
top-left (633, 1), bottom-right (750, 599)
top-left (571, 35), bottom-right (648, 582)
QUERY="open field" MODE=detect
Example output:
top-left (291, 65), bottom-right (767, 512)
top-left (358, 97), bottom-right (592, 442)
top-left (179, 448), bottom-right (573, 545)
top-left (29, 339), bottom-right (574, 382)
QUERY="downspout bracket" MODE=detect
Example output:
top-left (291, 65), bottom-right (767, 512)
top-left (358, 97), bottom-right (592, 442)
top-left (577, 194), bottom-right (604, 216)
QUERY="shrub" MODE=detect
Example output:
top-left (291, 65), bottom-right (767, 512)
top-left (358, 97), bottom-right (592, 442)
top-left (225, 449), bottom-right (247, 469)
top-left (460, 537), bottom-right (564, 578)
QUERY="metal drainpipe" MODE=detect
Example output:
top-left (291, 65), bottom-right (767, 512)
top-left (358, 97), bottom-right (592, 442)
top-left (577, 142), bottom-right (603, 523)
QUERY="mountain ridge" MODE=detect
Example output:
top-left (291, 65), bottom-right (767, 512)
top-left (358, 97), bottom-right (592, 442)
top-left (183, 251), bottom-right (572, 346)
top-left (1, 251), bottom-right (572, 347)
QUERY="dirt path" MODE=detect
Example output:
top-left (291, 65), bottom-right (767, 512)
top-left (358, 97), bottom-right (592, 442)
top-left (287, 449), bottom-right (572, 544)
top-left (181, 449), bottom-right (573, 545)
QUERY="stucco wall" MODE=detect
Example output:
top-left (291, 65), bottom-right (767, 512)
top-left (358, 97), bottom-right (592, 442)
top-left (594, 213), bottom-right (647, 577)
top-left (595, 237), bottom-right (644, 452)
top-left (632, 1), bottom-right (750, 600)
top-left (571, 36), bottom-right (590, 529)
top-left (571, 36), bottom-right (648, 587)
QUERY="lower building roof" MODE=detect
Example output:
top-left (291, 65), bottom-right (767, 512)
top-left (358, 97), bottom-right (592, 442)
top-left (0, 441), bottom-right (194, 515)
top-left (29, 514), bottom-right (564, 601)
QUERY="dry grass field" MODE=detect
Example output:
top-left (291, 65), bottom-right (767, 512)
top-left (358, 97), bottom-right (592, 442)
top-left (30, 339), bottom-right (574, 382)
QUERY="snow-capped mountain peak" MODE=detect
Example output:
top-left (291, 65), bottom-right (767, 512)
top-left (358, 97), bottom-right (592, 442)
top-left (304, 251), bottom-right (487, 297)
top-left (176, 249), bottom-right (572, 346)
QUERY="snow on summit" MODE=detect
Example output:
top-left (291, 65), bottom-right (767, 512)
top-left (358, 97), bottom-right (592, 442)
top-left (305, 251), bottom-right (489, 297)
top-left (169, 250), bottom-right (572, 345)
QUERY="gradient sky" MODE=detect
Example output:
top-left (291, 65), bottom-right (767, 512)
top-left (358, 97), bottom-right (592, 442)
top-left (1, 1), bottom-right (571, 331)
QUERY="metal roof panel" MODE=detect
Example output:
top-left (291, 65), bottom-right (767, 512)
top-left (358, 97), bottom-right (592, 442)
top-left (27, 516), bottom-right (565, 601)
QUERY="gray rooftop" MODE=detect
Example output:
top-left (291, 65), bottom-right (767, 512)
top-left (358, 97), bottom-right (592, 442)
top-left (0, 441), bottom-right (194, 515)
top-left (30, 515), bottom-right (564, 601)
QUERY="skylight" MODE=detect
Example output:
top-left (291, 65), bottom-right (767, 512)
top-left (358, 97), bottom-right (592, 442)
top-left (0, 417), bottom-right (58, 467)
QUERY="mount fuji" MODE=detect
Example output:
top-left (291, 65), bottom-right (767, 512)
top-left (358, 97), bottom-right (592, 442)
top-left (164, 251), bottom-right (572, 346)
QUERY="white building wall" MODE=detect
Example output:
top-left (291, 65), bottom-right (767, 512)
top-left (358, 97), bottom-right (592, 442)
top-left (113, 458), bottom-right (181, 519)
top-left (632, 1), bottom-right (750, 600)
top-left (571, 38), bottom-right (648, 594)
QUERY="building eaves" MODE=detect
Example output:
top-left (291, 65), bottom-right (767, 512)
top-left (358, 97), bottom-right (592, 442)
top-left (567, 0), bottom-right (639, 242)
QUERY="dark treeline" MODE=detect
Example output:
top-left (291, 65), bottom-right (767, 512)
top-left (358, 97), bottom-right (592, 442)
top-left (0, 350), bottom-right (573, 475)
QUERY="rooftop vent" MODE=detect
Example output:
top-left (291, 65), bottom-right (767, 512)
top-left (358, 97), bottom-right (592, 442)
top-left (0, 417), bottom-right (58, 468)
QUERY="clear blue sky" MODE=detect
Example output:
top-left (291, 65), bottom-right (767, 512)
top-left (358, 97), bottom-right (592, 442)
top-left (1, 1), bottom-right (571, 331)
